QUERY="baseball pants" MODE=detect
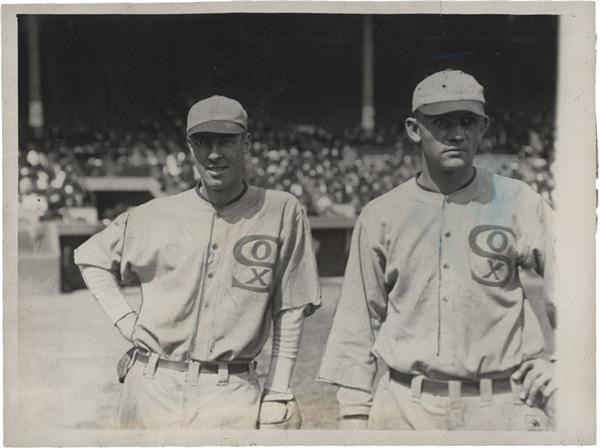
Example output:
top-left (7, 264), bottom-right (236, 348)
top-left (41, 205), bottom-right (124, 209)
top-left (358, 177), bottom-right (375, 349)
top-left (118, 358), bottom-right (261, 429)
top-left (368, 372), bottom-right (552, 431)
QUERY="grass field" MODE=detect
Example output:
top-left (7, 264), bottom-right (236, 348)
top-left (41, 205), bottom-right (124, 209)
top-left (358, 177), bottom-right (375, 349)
top-left (13, 274), bottom-right (550, 435)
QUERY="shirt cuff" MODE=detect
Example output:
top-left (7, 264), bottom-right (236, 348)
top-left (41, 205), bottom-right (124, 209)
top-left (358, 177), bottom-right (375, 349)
top-left (337, 385), bottom-right (373, 417)
top-left (340, 404), bottom-right (372, 417)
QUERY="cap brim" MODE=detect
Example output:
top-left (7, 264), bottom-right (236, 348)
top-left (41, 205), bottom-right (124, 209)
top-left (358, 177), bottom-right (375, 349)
top-left (187, 121), bottom-right (245, 137)
top-left (417, 100), bottom-right (485, 116)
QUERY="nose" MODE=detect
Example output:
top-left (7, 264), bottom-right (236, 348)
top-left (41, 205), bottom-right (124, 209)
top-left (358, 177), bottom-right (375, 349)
top-left (448, 124), bottom-right (466, 143)
top-left (207, 141), bottom-right (223, 158)
top-left (207, 152), bottom-right (222, 163)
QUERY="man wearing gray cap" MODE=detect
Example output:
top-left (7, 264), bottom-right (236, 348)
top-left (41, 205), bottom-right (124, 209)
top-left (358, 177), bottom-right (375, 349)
top-left (75, 95), bottom-right (321, 429)
top-left (318, 70), bottom-right (556, 430)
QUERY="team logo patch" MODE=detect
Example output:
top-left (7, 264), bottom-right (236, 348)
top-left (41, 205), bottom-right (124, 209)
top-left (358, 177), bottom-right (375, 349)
top-left (468, 225), bottom-right (516, 287)
top-left (232, 235), bottom-right (280, 293)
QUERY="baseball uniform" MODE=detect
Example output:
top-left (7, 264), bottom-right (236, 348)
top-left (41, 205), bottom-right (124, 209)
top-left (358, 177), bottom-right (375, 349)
top-left (75, 184), bottom-right (321, 429)
top-left (318, 166), bottom-right (555, 430)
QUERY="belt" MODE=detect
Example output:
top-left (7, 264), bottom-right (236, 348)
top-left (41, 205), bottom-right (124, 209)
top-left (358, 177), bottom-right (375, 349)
top-left (136, 351), bottom-right (251, 375)
top-left (389, 369), bottom-right (513, 397)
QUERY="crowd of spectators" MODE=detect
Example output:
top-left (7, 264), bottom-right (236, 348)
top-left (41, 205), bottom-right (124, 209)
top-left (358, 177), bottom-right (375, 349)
top-left (18, 107), bottom-right (555, 222)
top-left (19, 139), bottom-right (96, 221)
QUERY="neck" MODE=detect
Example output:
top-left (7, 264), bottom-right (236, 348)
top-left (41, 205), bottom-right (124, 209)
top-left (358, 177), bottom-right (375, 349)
top-left (418, 159), bottom-right (475, 195)
top-left (198, 180), bottom-right (246, 207)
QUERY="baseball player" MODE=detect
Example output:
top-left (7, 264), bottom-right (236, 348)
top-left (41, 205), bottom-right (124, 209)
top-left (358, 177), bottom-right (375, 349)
top-left (74, 95), bottom-right (321, 430)
top-left (318, 70), bottom-right (557, 430)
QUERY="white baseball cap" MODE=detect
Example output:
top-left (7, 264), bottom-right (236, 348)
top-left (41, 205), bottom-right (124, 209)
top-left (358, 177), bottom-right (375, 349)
top-left (412, 69), bottom-right (486, 116)
top-left (187, 95), bottom-right (248, 137)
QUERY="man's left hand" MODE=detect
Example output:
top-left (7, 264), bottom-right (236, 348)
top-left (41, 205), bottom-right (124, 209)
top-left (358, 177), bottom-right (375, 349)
top-left (258, 400), bottom-right (302, 429)
top-left (512, 359), bottom-right (557, 407)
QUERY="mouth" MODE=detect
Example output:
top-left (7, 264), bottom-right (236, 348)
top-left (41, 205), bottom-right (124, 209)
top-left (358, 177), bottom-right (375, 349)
top-left (206, 166), bottom-right (228, 174)
top-left (443, 147), bottom-right (468, 155)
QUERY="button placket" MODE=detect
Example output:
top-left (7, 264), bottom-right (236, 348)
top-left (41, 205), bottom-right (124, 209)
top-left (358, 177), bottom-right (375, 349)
top-left (188, 211), bottom-right (217, 360)
top-left (197, 211), bottom-right (226, 358)
top-left (437, 198), bottom-right (457, 365)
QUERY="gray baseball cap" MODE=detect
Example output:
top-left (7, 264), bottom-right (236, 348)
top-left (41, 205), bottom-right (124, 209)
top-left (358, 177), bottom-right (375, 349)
top-left (186, 95), bottom-right (248, 137)
top-left (412, 69), bottom-right (486, 116)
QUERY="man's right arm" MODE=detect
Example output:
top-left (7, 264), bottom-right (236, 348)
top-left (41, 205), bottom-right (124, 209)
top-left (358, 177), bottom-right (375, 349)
top-left (79, 265), bottom-right (136, 340)
top-left (74, 212), bottom-right (138, 340)
top-left (317, 215), bottom-right (388, 427)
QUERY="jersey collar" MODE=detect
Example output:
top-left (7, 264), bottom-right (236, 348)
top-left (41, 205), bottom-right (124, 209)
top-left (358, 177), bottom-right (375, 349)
top-left (411, 166), bottom-right (488, 206)
top-left (194, 181), bottom-right (249, 208)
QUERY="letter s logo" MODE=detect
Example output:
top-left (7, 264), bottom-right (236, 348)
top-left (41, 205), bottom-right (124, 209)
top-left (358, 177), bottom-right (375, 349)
top-left (232, 235), bottom-right (280, 293)
top-left (468, 225), bottom-right (516, 287)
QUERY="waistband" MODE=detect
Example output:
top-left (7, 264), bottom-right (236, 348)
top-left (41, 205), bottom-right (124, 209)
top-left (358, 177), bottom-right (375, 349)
top-left (389, 369), bottom-right (514, 398)
top-left (136, 351), bottom-right (252, 375)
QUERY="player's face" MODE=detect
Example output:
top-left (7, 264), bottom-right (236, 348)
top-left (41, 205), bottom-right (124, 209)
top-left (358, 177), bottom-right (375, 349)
top-left (188, 131), bottom-right (250, 194)
top-left (406, 111), bottom-right (488, 172)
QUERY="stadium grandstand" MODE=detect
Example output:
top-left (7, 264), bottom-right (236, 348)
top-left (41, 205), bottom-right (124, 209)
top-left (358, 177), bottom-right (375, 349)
top-left (18, 13), bottom-right (557, 290)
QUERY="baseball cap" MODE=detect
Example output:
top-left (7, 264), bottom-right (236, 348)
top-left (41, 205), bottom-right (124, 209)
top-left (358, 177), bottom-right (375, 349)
top-left (412, 69), bottom-right (486, 116)
top-left (186, 95), bottom-right (248, 137)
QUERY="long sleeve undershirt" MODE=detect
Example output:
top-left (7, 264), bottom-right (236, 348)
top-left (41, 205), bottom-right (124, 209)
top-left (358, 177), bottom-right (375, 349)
top-left (262, 305), bottom-right (306, 400)
top-left (79, 264), bottom-right (134, 325)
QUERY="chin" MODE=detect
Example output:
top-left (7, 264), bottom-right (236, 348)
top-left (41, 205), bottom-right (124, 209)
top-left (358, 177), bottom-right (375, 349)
top-left (440, 161), bottom-right (468, 171)
top-left (201, 180), bottom-right (226, 191)
top-left (209, 183), bottom-right (229, 192)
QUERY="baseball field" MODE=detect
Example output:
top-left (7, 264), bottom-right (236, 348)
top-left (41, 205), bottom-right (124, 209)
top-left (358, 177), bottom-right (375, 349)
top-left (12, 274), bottom-right (548, 434)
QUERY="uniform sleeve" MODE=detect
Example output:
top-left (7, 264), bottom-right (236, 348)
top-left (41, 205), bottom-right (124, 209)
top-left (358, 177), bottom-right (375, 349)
top-left (317, 215), bottom-right (388, 395)
top-left (337, 385), bottom-right (373, 417)
top-left (518, 196), bottom-right (556, 305)
top-left (73, 212), bottom-right (136, 284)
top-left (518, 194), bottom-right (556, 328)
top-left (271, 200), bottom-right (322, 316)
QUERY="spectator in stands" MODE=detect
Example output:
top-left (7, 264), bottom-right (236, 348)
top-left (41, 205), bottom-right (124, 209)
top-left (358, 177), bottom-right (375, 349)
top-left (18, 104), bottom-right (555, 220)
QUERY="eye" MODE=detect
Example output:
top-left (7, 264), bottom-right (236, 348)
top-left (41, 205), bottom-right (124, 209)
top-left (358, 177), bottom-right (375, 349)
top-left (460, 115), bottom-right (479, 126)
top-left (433, 117), bottom-right (452, 128)
top-left (191, 137), bottom-right (208, 147)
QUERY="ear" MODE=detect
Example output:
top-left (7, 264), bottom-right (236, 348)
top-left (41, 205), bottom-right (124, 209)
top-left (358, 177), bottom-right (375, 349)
top-left (405, 117), bottom-right (422, 143)
top-left (480, 115), bottom-right (490, 135)
top-left (242, 131), bottom-right (252, 152)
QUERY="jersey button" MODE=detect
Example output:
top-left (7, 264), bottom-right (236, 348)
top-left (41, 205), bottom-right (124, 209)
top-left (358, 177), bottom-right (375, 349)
top-left (443, 263), bottom-right (449, 269)
top-left (212, 243), bottom-right (218, 250)
top-left (445, 231), bottom-right (451, 238)
top-left (207, 273), bottom-right (214, 279)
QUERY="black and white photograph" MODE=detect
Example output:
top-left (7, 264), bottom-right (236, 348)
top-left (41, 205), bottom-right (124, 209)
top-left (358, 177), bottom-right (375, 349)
top-left (4, 2), bottom-right (595, 445)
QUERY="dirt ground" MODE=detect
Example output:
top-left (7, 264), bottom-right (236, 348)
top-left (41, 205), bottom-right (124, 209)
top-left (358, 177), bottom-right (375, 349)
top-left (13, 278), bottom-right (342, 434)
top-left (12, 274), bottom-right (550, 436)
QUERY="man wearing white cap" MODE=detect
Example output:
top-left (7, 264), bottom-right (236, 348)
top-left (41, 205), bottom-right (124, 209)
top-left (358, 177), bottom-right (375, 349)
top-left (318, 70), bottom-right (556, 430)
top-left (75, 95), bottom-right (321, 429)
